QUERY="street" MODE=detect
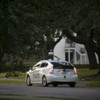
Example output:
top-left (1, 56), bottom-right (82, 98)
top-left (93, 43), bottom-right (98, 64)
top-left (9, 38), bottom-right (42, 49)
top-left (0, 83), bottom-right (100, 100)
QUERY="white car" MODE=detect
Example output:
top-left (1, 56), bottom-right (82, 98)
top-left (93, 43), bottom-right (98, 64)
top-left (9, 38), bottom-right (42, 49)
top-left (25, 59), bottom-right (78, 87)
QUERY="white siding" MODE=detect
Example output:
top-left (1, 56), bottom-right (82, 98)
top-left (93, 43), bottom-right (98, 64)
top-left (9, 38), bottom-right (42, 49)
top-left (54, 38), bottom-right (65, 60)
top-left (53, 38), bottom-right (89, 64)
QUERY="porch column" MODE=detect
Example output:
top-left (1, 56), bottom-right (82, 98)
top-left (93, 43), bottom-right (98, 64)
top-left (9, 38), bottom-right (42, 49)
top-left (68, 49), bottom-right (70, 63)
top-left (74, 49), bottom-right (77, 64)
top-left (80, 55), bottom-right (82, 64)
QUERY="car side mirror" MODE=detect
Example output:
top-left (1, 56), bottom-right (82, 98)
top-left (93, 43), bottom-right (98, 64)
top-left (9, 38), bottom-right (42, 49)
top-left (29, 67), bottom-right (33, 70)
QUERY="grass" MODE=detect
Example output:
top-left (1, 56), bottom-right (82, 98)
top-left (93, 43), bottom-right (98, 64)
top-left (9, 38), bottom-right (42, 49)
top-left (87, 82), bottom-right (100, 87)
top-left (0, 79), bottom-right (24, 83)
top-left (0, 68), bottom-right (100, 87)
top-left (77, 68), bottom-right (100, 81)
top-left (0, 68), bottom-right (100, 81)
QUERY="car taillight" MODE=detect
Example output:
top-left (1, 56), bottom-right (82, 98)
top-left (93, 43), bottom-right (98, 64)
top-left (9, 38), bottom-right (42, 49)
top-left (74, 67), bottom-right (77, 74)
top-left (50, 66), bottom-right (54, 74)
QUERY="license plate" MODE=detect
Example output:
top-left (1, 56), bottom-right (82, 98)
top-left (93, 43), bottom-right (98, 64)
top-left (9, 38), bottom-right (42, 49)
top-left (59, 70), bottom-right (64, 73)
top-left (59, 70), bottom-right (66, 74)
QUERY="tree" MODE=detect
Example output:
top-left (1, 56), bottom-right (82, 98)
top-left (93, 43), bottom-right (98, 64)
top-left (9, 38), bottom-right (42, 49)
top-left (0, 0), bottom-right (100, 70)
top-left (62, 0), bottom-right (100, 69)
top-left (39, 0), bottom-right (100, 68)
top-left (0, 0), bottom-right (43, 62)
top-left (0, 0), bottom-right (63, 62)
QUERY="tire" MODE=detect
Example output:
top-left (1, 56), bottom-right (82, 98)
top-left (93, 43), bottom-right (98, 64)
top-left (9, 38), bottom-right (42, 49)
top-left (53, 83), bottom-right (58, 87)
top-left (26, 76), bottom-right (32, 86)
top-left (69, 82), bottom-right (76, 87)
top-left (42, 76), bottom-right (48, 87)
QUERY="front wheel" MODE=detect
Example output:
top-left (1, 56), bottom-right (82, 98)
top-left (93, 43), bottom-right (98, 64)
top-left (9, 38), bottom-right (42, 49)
top-left (26, 76), bottom-right (32, 86)
top-left (42, 76), bottom-right (48, 87)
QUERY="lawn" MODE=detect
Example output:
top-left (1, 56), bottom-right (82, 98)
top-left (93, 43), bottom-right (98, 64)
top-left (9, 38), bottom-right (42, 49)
top-left (0, 68), bottom-right (100, 87)
top-left (77, 68), bottom-right (100, 81)
top-left (0, 79), bottom-right (24, 83)
top-left (0, 68), bottom-right (100, 80)
top-left (87, 82), bottom-right (100, 87)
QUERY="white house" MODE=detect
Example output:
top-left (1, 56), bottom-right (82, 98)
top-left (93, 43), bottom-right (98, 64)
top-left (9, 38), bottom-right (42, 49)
top-left (53, 37), bottom-right (89, 64)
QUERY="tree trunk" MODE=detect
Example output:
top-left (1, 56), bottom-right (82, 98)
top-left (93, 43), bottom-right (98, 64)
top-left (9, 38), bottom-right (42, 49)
top-left (85, 45), bottom-right (98, 69)
top-left (0, 53), bottom-right (4, 64)
top-left (85, 30), bottom-right (99, 69)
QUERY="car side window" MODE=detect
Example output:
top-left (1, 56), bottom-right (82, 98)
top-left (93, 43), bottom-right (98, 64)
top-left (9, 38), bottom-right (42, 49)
top-left (36, 64), bottom-right (40, 67)
top-left (33, 64), bottom-right (40, 69)
top-left (41, 63), bottom-right (48, 68)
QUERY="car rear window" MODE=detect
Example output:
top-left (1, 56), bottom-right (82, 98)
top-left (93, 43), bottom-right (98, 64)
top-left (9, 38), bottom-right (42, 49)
top-left (51, 62), bottom-right (73, 69)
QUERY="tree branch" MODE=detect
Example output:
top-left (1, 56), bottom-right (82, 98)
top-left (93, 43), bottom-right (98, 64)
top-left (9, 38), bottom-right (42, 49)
top-left (54, 36), bottom-right (62, 47)
top-left (63, 29), bottom-right (86, 44)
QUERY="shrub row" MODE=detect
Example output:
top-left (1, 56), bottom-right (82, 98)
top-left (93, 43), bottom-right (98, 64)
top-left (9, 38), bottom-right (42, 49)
top-left (0, 64), bottom-right (91, 73)
top-left (74, 64), bottom-right (90, 69)
top-left (0, 62), bottom-right (36, 72)
top-left (0, 65), bottom-right (30, 72)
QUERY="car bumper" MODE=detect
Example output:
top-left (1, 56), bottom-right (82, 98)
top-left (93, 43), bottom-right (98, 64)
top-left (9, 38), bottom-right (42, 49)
top-left (47, 74), bottom-right (78, 83)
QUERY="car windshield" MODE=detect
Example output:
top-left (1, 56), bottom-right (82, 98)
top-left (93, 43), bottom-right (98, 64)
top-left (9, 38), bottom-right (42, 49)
top-left (51, 62), bottom-right (73, 69)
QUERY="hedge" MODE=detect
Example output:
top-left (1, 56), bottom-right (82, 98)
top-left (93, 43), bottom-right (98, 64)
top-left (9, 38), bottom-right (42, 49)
top-left (0, 62), bottom-right (36, 72)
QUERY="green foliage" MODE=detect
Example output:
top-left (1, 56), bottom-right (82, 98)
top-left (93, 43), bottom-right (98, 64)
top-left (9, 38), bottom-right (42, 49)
top-left (0, 0), bottom-right (43, 61)
top-left (23, 62), bottom-right (36, 66)
top-left (0, 62), bottom-right (35, 73)
top-left (75, 64), bottom-right (90, 68)
top-left (87, 82), bottom-right (100, 87)
top-left (77, 68), bottom-right (100, 81)
top-left (0, 67), bottom-right (100, 81)
top-left (0, 71), bottom-right (25, 79)
top-left (0, 0), bottom-right (100, 68)
top-left (0, 79), bottom-right (24, 83)
top-left (0, 0), bottom-right (64, 62)
top-left (5, 72), bottom-right (19, 78)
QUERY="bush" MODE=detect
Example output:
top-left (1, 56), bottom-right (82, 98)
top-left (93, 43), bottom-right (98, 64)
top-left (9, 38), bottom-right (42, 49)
top-left (74, 64), bottom-right (90, 69)
top-left (0, 62), bottom-right (36, 73)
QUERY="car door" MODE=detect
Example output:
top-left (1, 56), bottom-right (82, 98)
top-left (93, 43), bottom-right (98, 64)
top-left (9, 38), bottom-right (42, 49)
top-left (29, 67), bottom-right (36, 83)
top-left (34, 65), bottom-right (41, 83)
top-left (29, 64), bottom-right (41, 83)
top-left (38, 62), bottom-right (48, 83)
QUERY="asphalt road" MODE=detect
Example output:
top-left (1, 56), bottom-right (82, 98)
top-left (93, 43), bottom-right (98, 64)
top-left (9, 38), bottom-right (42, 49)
top-left (0, 84), bottom-right (100, 100)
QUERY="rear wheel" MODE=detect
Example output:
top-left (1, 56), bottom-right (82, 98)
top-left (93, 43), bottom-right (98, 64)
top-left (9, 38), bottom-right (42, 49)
top-left (26, 76), bottom-right (32, 86)
top-left (42, 76), bottom-right (48, 87)
top-left (69, 82), bottom-right (76, 87)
